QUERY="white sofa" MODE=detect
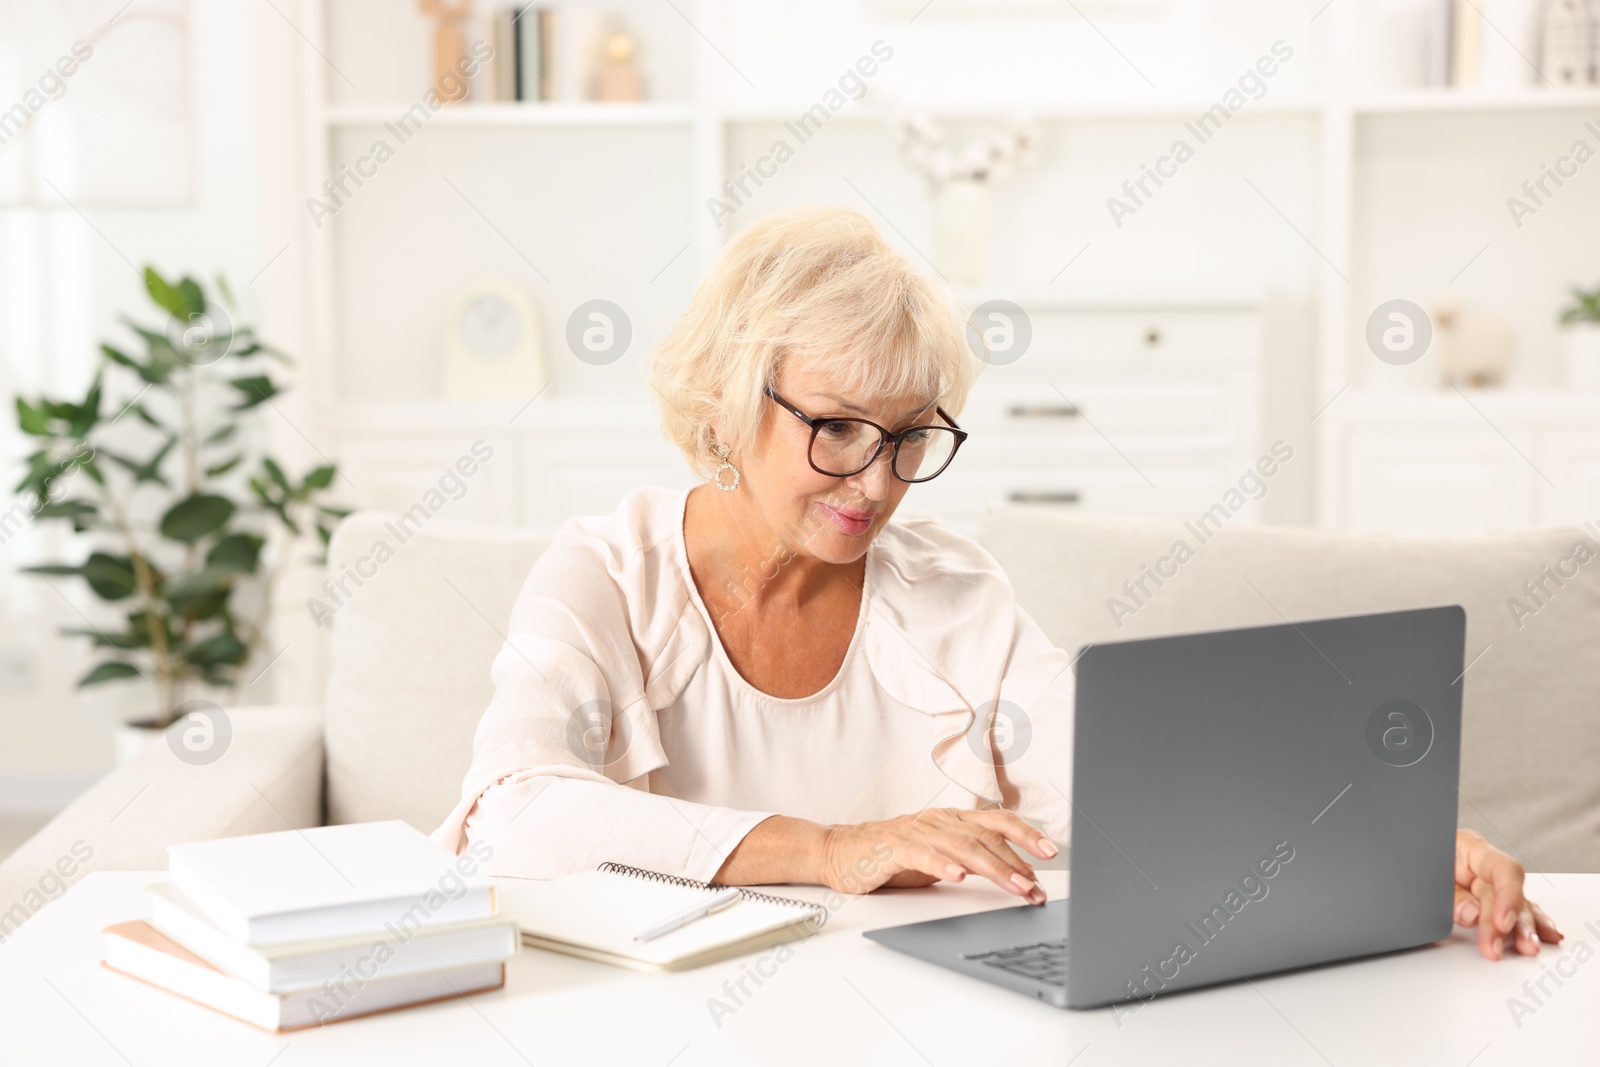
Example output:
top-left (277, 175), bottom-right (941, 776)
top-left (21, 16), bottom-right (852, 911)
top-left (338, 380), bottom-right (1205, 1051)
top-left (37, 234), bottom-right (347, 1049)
top-left (4, 506), bottom-right (1597, 933)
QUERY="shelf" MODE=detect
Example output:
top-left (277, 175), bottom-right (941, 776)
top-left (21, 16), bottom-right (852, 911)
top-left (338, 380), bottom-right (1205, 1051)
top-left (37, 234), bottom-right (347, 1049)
top-left (322, 102), bottom-right (694, 128)
top-left (1351, 89), bottom-right (1600, 115)
top-left (722, 99), bottom-right (1322, 124)
top-left (963, 280), bottom-right (1262, 311)
top-left (1334, 388), bottom-right (1600, 421)
top-left (318, 92), bottom-right (1600, 130)
top-left (333, 398), bottom-right (663, 432)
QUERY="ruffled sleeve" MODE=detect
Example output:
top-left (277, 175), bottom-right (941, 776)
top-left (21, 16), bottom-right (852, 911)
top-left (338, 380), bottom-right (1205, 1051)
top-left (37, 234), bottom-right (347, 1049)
top-left (429, 493), bottom-right (779, 881)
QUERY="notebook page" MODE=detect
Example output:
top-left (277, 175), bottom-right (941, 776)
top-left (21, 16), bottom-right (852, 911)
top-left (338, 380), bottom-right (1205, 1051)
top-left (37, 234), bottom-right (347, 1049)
top-left (497, 871), bottom-right (817, 967)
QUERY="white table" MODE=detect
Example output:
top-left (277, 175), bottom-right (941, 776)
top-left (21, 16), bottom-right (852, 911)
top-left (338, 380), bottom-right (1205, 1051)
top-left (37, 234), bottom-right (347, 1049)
top-left (2, 871), bottom-right (1596, 1065)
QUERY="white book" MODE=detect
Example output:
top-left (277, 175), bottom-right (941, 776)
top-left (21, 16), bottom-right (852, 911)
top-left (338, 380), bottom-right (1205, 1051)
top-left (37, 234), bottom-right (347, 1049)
top-left (148, 881), bottom-right (519, 993)
top-left (497, 862), bottom-right (827, 973)
top-left (558, 7), bottom-right (605, 102)
top-left (104, 921), bottom-right (504, 1033)
top-left (486, 9), bottom-right (517, 102)
top-left (166, 821), bottom-right (495, 946)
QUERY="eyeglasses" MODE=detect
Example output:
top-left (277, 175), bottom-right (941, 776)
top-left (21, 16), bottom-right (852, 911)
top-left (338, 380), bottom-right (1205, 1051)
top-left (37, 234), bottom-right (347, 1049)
top-left (763, 385), bottom-right (968, 483)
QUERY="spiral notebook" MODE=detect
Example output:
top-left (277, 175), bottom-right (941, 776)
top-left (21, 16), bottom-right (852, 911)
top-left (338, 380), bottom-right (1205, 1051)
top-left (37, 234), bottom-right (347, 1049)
top-left (496, 862), bottom-right (828, 972)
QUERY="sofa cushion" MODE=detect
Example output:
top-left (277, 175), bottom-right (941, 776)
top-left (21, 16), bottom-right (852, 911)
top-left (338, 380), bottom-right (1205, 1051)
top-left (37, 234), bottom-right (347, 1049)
top-left (324, 513), bottom-right (553, 831)
top-left (976, 506), bottom-right (1600, 874)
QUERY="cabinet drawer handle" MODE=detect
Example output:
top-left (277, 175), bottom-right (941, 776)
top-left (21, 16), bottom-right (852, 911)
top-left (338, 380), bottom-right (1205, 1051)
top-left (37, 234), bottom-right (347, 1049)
top-left (1007, 404), bottom-right (1081, 419)
top-left (1007, 491), bottom-right (1082, 506)
top-left (1144, 327), bottom-right (1163, 347)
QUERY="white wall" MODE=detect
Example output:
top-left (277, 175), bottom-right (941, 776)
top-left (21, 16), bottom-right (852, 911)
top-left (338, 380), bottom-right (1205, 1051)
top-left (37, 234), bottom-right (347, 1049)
top-left (0, 0), bottom-right (270, 798)
top-left (0, 0), bottom-right (1592, 809)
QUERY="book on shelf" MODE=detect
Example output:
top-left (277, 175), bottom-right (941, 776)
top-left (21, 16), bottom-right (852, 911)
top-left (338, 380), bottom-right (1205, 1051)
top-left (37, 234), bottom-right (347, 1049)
top-left (488, 9), bottom-right (519, 102)
top-left (473, 4), bottom-right (631, 103)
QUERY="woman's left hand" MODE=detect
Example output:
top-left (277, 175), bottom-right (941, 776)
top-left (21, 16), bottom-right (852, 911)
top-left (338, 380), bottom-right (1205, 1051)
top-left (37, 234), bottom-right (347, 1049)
top-left (1454, 828), bottom-right (1563, 959)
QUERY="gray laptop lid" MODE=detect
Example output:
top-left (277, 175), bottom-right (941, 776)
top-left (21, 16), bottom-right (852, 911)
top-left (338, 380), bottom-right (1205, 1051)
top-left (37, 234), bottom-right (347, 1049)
top-left (1066, 604), bottom-right (1464, 1008)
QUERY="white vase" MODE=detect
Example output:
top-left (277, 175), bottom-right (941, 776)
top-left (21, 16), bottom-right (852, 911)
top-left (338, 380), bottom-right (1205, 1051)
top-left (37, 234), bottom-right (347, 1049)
top-left (1560, 324), bottom-right (1600, 388)
top-left (932, 179), bottom-right (991, 287)
top-left (111, 719), bottom-right (165, 765)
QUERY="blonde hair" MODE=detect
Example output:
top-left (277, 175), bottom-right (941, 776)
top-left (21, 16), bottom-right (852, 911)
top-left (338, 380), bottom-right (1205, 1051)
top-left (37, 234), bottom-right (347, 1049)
top-left (646, 205), bottom-right (979, 480)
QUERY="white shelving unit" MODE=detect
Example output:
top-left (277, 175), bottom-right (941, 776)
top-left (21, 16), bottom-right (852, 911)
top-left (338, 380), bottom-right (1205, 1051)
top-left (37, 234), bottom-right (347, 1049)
top-left (291, 0), bottom-right (1600, 537)
top-left (1309, 4), bottom-right (1600, 532)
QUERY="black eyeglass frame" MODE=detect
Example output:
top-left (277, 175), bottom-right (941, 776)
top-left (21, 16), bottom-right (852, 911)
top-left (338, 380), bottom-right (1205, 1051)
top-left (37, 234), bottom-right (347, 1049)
top-left (762, 385), bottom-right (969, 483)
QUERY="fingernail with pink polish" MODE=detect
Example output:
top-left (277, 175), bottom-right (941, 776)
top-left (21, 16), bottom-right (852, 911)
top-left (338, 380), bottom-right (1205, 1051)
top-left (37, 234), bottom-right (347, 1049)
top-left (1039, 840), bottom-right (1058, 858)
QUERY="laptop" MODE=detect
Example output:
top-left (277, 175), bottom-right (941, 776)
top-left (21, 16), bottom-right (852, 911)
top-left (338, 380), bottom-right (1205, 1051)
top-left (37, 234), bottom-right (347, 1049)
top-left (864, 605), bottom-right (1465, 1010)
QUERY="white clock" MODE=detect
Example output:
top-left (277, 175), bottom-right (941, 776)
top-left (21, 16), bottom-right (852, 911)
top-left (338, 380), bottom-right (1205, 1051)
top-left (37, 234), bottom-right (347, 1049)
top-left (441, 282), bottom-right (548, 403)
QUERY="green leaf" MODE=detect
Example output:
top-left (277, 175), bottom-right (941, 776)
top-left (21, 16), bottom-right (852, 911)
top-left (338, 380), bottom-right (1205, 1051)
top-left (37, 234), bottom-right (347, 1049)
top-left (206, 532), bottom-right (264, 574)
top-left (262, 457), bottom-right (290, 494)
top-left (64, 376), bottom-right (101, 438)
top-left (78, 455), bottom-right (105, 486)
top-left (62, 626), bottom-right (150, 651)
top-left (82, 552), bottom-right (138, 600)
top-left (170, 590), bottom-right (228, 622)
top-left (302, 464), bottom-right (336, 491)
top-left (144, 267), bottom-right (203, 319)
top-left (127, 402), bottom-right (165, 430)
top-left (120, 320), bottom-right (182, 379)
top-left (205, 455), bottom-right (242, 478)
top-left (78, 661), bottom-right (142, 687)
top-left (159, 494), bottom-right (235, 542)
top-left (99, 343), bottom-right (168, 385)
top-left (229, 376), bottom-right (279, 411)
top-left (176, 277), bottom-right (205, 318)
top-left (162, 567), bottom-right (236, 601)
top-left (204, 424), bottom-right (236, 446)
top-left (16, 397), bottom-right (51, 436)
top-left (21, 564), bottom-right (83, 577)
top-left (105, 435), bottom-right (176, 486)
top-left (233, 335), bottom-right (292, 364)
top-left (13, 450), bottom-right (51, 495)
top-left (183, 633), bottom-right (249, 667)
top-left (34, 500), bottom-right (98, 524)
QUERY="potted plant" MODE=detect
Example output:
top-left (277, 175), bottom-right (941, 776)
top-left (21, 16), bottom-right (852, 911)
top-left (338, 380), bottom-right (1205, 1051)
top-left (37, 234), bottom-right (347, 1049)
top-left (1558, 281), bottom-right (1600, 389)
top-left (13, 267), bottom-right (347, 759)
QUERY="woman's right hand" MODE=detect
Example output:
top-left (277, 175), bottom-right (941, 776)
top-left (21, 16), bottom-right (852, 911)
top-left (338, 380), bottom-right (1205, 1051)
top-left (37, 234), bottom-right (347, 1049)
top-left (818, 808), bottom-right (1054, 904)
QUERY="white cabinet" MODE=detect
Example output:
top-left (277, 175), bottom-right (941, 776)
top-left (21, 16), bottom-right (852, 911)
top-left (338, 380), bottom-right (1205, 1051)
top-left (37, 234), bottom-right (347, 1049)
top-left (325, 303), bottom-right (1265, 539)
top-left (1541, 433), bottom-right (1600, 530)
top-left (1346, 432), bottom-right (1537, 533)
top-left (915, 301), bottom-right (1263, 536)
top-left (1328, 394), bottom-right (1600, 533)
top-left (332, 433), bottom-right (523, 528)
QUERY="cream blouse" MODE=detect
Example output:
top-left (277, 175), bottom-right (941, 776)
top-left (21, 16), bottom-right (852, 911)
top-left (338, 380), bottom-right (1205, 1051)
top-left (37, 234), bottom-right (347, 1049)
top-left (431, 485), bottom-right (1076, 884)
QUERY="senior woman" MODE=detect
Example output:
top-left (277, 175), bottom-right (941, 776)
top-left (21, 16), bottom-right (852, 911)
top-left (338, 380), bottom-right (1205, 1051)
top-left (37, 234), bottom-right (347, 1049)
top-left (432, 205), bottom-right (1560, 959)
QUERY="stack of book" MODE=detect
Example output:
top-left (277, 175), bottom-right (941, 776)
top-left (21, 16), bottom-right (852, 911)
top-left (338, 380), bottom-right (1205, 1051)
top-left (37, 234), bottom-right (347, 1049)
top-left (478, 5), bottom-right (639, 103)
top-left (102, 821), bottom-right (518, 1032)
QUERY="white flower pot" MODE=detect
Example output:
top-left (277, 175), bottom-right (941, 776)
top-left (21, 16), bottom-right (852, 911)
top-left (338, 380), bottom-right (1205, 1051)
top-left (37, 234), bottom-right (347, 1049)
top-left (932, 179), bottom-right (991, 287)
top-left (1560, 324), bottom-right (1600, 389)
top-left (111, 719), bottom-right (165, 765)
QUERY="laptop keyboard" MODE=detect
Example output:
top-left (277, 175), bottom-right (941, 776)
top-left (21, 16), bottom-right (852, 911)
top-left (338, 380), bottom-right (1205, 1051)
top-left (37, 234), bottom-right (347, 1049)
top-left (961, 938), bottom-right (1069, 986)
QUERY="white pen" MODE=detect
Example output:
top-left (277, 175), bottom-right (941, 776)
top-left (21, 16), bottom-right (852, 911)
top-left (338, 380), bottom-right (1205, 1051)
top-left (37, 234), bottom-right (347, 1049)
top-left (633, 886), bottom-right (743, 942)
